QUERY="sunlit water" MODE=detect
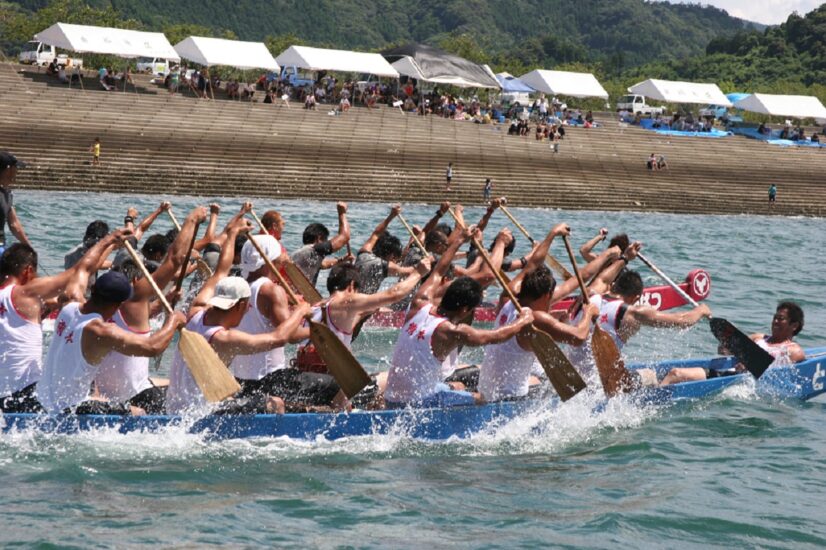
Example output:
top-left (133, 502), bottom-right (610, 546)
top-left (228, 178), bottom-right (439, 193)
top-left (3, 191), bottom-right (825, 547)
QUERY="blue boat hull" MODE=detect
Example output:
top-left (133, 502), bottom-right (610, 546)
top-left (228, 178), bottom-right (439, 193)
top-left (3, 350), bottom-right (824, 441)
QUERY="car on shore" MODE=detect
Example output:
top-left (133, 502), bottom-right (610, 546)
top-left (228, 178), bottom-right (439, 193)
top-left (616, 94), bottom-right (663, 116)
top-left (18, 41), bottom-right (83, 69)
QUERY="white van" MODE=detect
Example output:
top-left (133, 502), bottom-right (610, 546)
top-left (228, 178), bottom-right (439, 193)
top-left (136, 58), bottom-right (172, 76)
top-left (616, 94), bottom-right (663, 116)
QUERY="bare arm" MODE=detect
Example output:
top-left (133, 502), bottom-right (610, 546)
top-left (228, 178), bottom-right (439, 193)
top-left (133, 201), bottom-right (170, 242)
top-left (212, 303), bottom-right (310, 356)
top-left (7, 207), bottom-right (32, 248)
top-left (532, 304), bottom-right (597, 346)
top-left (434, 308), bottom-right (533, 352)
top-left (579, 228), bottom-right (607, 262)
top-left (419, 201), bottom-right (450, 237)
top-left (474, 199), bottom-right (501, 233)
top-left (588, 242), bottom-right (640, 295)
top-left (328, 201), bottom-right (350, 253)
top-left (413, 223), bottom-right (471, 307)
top-left (629, 303), bottom-right (711, 329)
top-left (193, 204), bottom-right (220, 251)
top-left (82, 312), bottom-right (184, 365)
top-left (190, 218), bottom-right (250, 315)
top-left (552, 246), bottom-right (621, 302)
top-left (347, 259), bottom-right (430, 313)
top-left (361, 204), bottom-right (400, 253)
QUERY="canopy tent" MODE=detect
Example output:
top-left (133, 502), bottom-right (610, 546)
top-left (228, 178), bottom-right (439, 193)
top-left (733, 93), bottom-right (826, 120)
top-left (628, 79), bottom-right (731, 106)
top-left (174, 36), bottom-right (278, 71)
top-left (276, 45), bottom-right (398, 77)
top-left (382, 43), bottom-right (500, 89)
top-left (518, 69), bottom-right (608, 99)
top-left (496, 72), bottom-right (534, 93)
top-left (34, 22), bottom-right (179, 60)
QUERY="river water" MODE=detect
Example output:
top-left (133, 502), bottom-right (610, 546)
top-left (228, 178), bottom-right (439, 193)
top-left (2, 191), bottom-right (825, 548)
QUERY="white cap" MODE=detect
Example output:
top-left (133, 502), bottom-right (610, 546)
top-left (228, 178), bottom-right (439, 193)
top-left (240, 235), bottom-right (282, 278)
top-left (208, 276), bottom-right (251, 310)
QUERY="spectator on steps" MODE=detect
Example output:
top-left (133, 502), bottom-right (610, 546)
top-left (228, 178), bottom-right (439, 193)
top-left (647, 153), bottom-right (658, 172)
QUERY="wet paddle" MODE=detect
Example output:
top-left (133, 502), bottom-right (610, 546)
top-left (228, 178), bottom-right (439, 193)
top-left (249, 208), bottom-right (324, 304)
top-left (562, 235), bottom-right (636, 396)
top-left (245, 234), bottom-right (371, 399)
top-left (122, 241), bottom-right (240, 402)
top-left (397, 213), bottom-right (428, 256)
top-left (167, 210), bottom-right (182, 232)
top-left (636, 252), bottom-right (774, 378)
top-left (173, 221), bottom-right (201, 299)
top-left (448, 209), bottom-right (586, 401)
top-left (498, 203), bottom-right (573, 280)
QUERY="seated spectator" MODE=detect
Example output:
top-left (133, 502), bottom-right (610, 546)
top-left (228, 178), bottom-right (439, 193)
top-left (647, 153), bottom-right (658, 171)
top-left (657, 155), bottom-right (668, 170)
top-left (633, 112), bottom-right (642, 125)
top-left (305, 93), bottom-right (317, 110)
top-left (652, 114), bottom-right (663, 129)
top-left (811, 133), bottom-right (820, 143)
top-left (340, 95), bottom-right (351, 112)
top-left (57, 66), bottom-right (69, 84)
top-left (508, 120), bottom-right (518, 136)
top-left (98, 67), bottom-right (114, 91)
top-left (585, 110), bottom-right (594, 124)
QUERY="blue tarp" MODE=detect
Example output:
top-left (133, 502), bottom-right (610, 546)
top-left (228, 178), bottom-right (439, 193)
top-left (496, 73), bottom-right (534, 93)
top-left (638, 118), bottom-right (731, 138)
top-left (731, 127), bottom-right (826, 148)
top-left (726, 92), bottom-right (750, 104)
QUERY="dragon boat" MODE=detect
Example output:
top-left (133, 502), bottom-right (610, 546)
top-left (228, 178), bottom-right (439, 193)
top-left (366, 269), bottom-right (711, 328)
top-left (3, 346), bottom-right (823, 442)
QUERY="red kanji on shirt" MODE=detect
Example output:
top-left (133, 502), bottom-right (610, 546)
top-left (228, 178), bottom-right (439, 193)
top-left (499, 313), bottom-right (507, 326)
top-left (56, 319), bottom-right (66, 336)
top-left (65, 331), bottom-right (74, 344)
top-left (417, 329), bottom-right (426, 341)
top-left (406, 322), bottom-right (418, 336)
top-left (0, 304), bottom-right (7, 317)
top-left (599, 313), bottom-right (609, 325)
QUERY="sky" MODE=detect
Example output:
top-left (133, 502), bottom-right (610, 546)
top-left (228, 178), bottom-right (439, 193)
top-left (663, 0), bottom-right (823, 25)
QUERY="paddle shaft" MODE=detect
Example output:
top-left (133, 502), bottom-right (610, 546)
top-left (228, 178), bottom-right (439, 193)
top-left (123, 241), bottom-right (174, 315)
top-left (498, 204), bottom-right (572, 280)
top-left (250, 209), bottom-right (266, 233)
top-left (397, 213), bottom-right (428, 255)
top-left (167, 211), bottom-right (181, 232)
top-left (246, 233), bottom-right (300, 306)
top-left (174, 221), bottom-right (201, 293)
top-left (637, 252), bottom-right (698, 307)
top-left (561, 236), bottom-right (592, 305)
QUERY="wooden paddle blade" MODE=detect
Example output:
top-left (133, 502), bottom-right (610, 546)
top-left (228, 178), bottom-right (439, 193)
top-left (591, 327), bottom-right (637, 397)
top-left (544, 254), bottom-right (573, 281)
top-left (709, 318), bottom-right (774, 378)
top-left (178, 329), bottom-right (240, 402)
top-left (309, 321), bottom-right (371, 399)
top-left (284, 262), bottom-right (324, 304)
top-left (529, 328), bottom-right (586, 401)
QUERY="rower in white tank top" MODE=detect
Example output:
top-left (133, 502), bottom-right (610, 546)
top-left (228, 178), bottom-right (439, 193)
top-left (0, 284), bottom-right (43, 397)
top-left (94, 310), bottom-right (153, 402)
top-left (566, 294), bottom-right (629, 386)
top-left (165, 310), bottom-right (226, 414)
top-left (36, 302), bottom-right (103, 413)
top-left (230, 277), bottom-right (286, 380)
top-left (306, 302), bottom-right (353, 349)
top-left (478, 301), bottom-right (536, 401)
top-left (385, 303), bottom-right (450, 403)
top-left (755, 336), bottom-right (794, 366)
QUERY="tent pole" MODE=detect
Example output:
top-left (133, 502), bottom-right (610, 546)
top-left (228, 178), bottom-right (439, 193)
top-left (207, 67), bottom-right (215, 101)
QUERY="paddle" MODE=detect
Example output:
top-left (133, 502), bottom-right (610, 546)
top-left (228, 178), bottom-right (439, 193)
top-left (562, 235), bottom-right (636, 396)
top-left (167, 210), bottom-right (182, 232)
top-left (173, 221), bottom-right (201, 299)
top-left (397, 213), bottom-right (428, 256)
top-left (636, 252), bottom-right (774, 378)
top-left (122, 241), bottom-right (240, 402)
top-left (447, 208), bottom-right (586, 401)
top-left (249, 208), bottom-right (324, 304)
top-left (245, 234), bottom-right (371, 399)
top-left (498, 203), bottom-right (573, 280)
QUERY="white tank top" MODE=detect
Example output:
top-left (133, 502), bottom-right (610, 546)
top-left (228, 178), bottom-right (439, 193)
top-left (566, 294), bottom-right (627, 386)
top-left (756, 336), bottom-right (794, 366)
top-left (165, 310), bottom-right (225, 414)
top-left (94, 310), bottom-right (153, 402)
top-left (230, 277), bottom-right (287, 380)
top-left (0, 284), bottom-right (43, 397)
top-left (385, 303), bottom-right (449, 403)
top-left (307, 302), bottom-right (353, 349)
top-left (478, 302), bottom-right (535, 400)
top-left (36, 302), bottom-right (102, 413)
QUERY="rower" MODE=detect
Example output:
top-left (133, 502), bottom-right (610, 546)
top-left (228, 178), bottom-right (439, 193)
top-left (0, 151), bottom-right (33, 256)
top-left (661, 301), bottom-right (805, 385)
top-left (354, 204), bottom-right (416, 294)
top-left (579, 230), bottom-right (629, 263)
top-left (290, 201), bottom-right (351, 288)
top-left (94, 207), bottom-right (208, 413)
top-left (384, 223), bottom-right (534, 408)
top-left (478, 223), bottom-right (600, 402)
top-left (568, 264), bottom-right (712, 388)
top-left (0, 230), bottom-right (123, 413)
top-left (230, 234), bottom-right (338, 408)
top-left (165, 217), bottom-right (311, 415)
top-left (36, 269), bottom-right (185, 415)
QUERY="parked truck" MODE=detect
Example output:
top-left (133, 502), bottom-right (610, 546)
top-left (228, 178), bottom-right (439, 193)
top-left (616, 94), bottom-right (663, 116)
top-left (18, 41), bottom-right (83, 69)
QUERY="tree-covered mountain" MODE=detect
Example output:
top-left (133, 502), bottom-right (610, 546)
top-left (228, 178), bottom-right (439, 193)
top-left (3, 0), bottom-right (756, 70)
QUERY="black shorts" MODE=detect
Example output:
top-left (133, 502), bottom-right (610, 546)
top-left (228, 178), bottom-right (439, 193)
top-left (237, 368), bottom-right (340, 406)
top-left (73, 400), bottom-right (130, 415)
top-left (0, 383), bottom-right (43, 413)
top-left (129, 385), bottom-right (167, 414)
top-left (444, 366), bottom-right (480, 392)
top-left (769, 196), bottom-right (776, 202)
top-left (213, 394), bottom-right (270, 415)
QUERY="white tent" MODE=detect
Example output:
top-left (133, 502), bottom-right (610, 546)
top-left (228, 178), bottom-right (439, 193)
top-left (174, 36), bottom-right (279, 71)
top-left (276, 45), bottom-right (398, 77)
top-left (629, 79), bottom-right (731, 106)
top-left (391, 57), bottom-right (499, 89)
top-left (34, 22), bottom-right (179, 60)
top-left (733, 93), bottom-right (826, 120)
top-left (518, 69), bottom-right (608, 99)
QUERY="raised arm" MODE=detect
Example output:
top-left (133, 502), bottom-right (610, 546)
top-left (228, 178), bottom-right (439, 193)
top-left (361, 204), bottom-right (400, 253)
top-left (194, 203), bottom-right (221, 251)
top-left (414, 222), bottom-right (472, 304)
top-left (328, 201), bottom-right (350, 253)
top-left (211, 202), bottom-right (252, 249)
top-left (588, 242), bottom-right (641, 295)
top-left (474, 198), bottom-right (502, 233)
top-left (552, 245), bottom-right (621, 302)
top-left (580, 228), bottom-right (608, 262)
top-left (420, 201), bottom-right (450, 237)
top-left (189, 217), bottom-right (251, 314)
top-left (132, 201), bottom-right (170, 242)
